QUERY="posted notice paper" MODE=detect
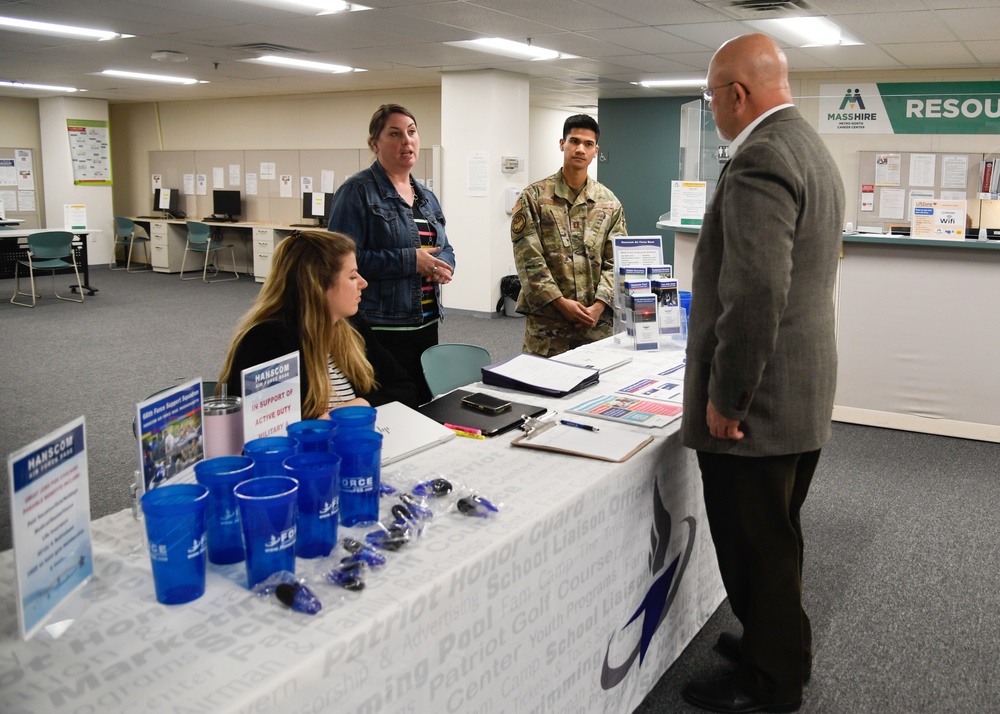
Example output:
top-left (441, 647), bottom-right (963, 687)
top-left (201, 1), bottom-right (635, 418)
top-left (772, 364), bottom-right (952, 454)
top-left (7, 416), bottom-right (93, 639)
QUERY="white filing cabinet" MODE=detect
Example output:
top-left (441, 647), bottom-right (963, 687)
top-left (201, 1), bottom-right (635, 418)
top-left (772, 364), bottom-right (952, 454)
top-left (252, 227), bottom-right (275, 283)
top-left (251, 227), bottom-right (291, 283)
top-left (149, 221), bottom-right (188, 273)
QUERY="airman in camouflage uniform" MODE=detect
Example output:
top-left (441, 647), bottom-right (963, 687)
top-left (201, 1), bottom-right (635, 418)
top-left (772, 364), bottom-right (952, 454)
top-left (511, 115), bottom-right (627, 357)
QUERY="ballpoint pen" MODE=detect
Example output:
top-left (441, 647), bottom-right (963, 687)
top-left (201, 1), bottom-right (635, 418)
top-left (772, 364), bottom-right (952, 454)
top-left (560, 420), bottom-right (599, 432)
top-left (452, 430), bottom-right (487, 440)
top-left (443, 423), bottom-right (482, 435)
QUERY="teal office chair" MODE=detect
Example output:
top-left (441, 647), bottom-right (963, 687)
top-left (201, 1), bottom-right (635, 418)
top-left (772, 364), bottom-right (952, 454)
top-left (420, 343), bottom-right (492, 399)
top-left (10, 231), bottom-right (85, 308)
top-left (180, 221), bottom-right (238, 282)
top-left (110, 216), bottom-right (151, 272)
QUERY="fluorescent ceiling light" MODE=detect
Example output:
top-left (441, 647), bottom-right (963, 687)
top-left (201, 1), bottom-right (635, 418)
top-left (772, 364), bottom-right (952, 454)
top-left (0, 15), bottom-right (129, 41)
top-left (746, 17), bottom-right (862, 47)
top-left (240, 0), bottom-right (370, 15)
top-left (447, 38), bottom-right (573, 61)
top-left (101, 70), bottom-right (206, 85)
top-left (252, 55), bottom-right (361, 73)
top-left (632, 78), bottom-right (707, 89)
top-left (0, 80), bottom-right (78, 92)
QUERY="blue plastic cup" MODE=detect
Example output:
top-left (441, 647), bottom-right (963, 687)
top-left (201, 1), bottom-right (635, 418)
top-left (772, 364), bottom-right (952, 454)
top-left (243, 436), bottom-right (300, 477)
top-left (333, 431), bottom-right (382, 527)
top-left (234, 476), bottom-right (298, 588)
top-left (329, 405), bottom-right (377, 435)
top-left (194, 455), bottom-right (255, 565)
top-left (286, 419), bottom-right (339, 453)
top-left (283, 452), bottom-right (341, 558)
top-left (141, 484), bottom-right (209, 605)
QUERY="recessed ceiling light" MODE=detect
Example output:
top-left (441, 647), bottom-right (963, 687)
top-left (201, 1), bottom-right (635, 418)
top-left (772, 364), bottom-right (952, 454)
top-left (251, 55), bottom-right (361, 73)
top-left (746, 17), bottom-right (862, 47)
top-left (0, 16), bottom-right (130, 41)
top-left (0, 80), bottom-right (78, 92)
top-left (101, 70), bottom-right (206, 85)
top-left (632, 79), bottom-right (707, 89)
top-left (447, 38), bottom-right (574, 62)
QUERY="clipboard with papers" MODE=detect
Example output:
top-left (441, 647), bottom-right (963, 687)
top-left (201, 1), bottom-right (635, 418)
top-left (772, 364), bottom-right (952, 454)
top-left (481, 354), bottom-right (599, 397)
top-left (510, 416), bottom-right (653, 463)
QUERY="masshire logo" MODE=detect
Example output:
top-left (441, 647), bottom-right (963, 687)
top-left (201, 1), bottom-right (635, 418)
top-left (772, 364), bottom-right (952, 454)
top-left (840, 88), bottom-right (867, 111)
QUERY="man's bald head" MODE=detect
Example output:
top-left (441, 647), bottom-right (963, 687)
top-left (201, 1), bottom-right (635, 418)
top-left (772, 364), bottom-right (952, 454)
top-left (706, 33), bottom-right (793, 139)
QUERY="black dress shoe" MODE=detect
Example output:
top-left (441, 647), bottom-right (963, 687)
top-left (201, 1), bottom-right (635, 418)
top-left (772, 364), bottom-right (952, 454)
top-left (715, 631), bottom-right (741, 661)
top-left (682, 672), bottom-right (801, 713)
top-left (713, 632), bottom-right (812, 684)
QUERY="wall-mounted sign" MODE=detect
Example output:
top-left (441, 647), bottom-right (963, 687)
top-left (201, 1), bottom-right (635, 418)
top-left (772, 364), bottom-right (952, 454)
top-left (819, 82), bottom-right (1000, 135)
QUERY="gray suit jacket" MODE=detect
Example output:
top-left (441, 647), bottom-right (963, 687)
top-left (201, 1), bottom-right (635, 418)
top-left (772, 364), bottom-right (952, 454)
top-left (681, 107), bottom-right (845, 456)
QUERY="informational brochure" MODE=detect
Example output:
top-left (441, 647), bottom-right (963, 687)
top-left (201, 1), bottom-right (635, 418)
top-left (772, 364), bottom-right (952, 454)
top-left (616, 377), bottom-right (684, 404)
top-left (659, 362), bottom-right (687, 381)
top-left (241, 352), bottom-right (301, 442)
top-left (551, 349), bottom-right (632, 374)
top-left (7, 416), bottom-right (93, 639)
top-left (566, 394), bottom-right (683, 428)
top-left (135, 379), bottom-right (205, 494)
top-left (612, 236), bottom-right (664, 345)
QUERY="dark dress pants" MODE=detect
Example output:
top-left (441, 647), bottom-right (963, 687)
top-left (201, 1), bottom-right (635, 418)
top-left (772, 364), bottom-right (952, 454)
top-left (372, 321), bottom-right (438, 405)
top-left (697, 449), bottom-right (821, 700)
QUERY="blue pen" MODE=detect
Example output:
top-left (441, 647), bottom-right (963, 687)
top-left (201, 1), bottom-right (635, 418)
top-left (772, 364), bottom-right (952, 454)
top-left (560, 419), bottom-right (599, 432)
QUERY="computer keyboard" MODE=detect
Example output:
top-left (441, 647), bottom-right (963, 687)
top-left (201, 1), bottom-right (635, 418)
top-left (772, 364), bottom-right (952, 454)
top-left (289, 223), bottom-right (323, 228)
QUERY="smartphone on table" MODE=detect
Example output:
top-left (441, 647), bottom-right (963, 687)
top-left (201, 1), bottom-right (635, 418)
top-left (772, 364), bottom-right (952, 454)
top-left (460, 392), bottom-right (512, 415)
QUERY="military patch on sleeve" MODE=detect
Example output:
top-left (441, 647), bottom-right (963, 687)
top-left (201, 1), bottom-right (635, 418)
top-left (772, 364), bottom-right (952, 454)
top-left (511, 210), bottom-right (527, 235)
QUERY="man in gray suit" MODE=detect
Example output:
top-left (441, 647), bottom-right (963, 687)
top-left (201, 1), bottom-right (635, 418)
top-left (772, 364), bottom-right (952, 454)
top-left (681, 34), bottom-right (845, 713)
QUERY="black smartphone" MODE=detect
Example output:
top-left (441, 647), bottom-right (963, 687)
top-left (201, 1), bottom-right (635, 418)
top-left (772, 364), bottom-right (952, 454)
top-left (461, 392), bottom-right (512, 415)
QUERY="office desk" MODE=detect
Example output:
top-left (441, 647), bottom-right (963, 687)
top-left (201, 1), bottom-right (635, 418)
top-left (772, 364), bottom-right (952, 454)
top-left (0, 228), bottom-right (101, 295)
top-left (130, 218), bottom-right (294, 281)
top-left (0, 340), bottom-right (724, 713)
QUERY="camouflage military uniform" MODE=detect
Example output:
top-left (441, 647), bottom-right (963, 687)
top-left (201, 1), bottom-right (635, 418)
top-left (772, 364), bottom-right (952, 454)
top-left (511, 169), bottom-right (627, 357)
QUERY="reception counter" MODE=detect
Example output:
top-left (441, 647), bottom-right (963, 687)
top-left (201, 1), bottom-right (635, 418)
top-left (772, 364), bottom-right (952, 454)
top-left (659, 221), bottom-right (1000, 443)
top-left (0, 339), bottom-right (725, 713)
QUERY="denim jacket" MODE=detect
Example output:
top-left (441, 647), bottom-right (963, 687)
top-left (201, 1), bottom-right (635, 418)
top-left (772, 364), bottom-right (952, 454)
top-left (327, 160), bottom-right (456, 326)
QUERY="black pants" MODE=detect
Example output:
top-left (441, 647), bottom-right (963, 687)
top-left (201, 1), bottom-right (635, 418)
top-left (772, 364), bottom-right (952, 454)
top-left (697, 449), bottom-right (821, 700)
top-left (372, 322), bottom-right (438, 405)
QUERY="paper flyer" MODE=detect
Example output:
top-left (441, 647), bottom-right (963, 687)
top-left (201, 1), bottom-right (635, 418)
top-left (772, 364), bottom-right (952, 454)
top-left (669, 180), bottom-right (707, 225)
top-left (616, 377), bottom-right (684, 404)
top-left (135, 379), bottom-right (205, 494)
top-left (7, 416), bottom-right (93, 639)
top-left (566, 394), bottom-right (682, 428)
top-left (241, 352), bottom-right (301, 442)
top-left (912, 199), bottom-right (966, 240)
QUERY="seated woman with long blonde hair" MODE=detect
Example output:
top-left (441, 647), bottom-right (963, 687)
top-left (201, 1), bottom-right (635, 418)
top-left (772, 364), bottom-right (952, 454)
top-left (219, 231), bottom-right (418, 417)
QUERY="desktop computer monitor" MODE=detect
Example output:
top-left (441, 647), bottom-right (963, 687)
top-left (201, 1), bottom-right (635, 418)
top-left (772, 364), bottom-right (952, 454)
top-left (213, 190), bottom-right (242, 221)
top-left (153, 188), bottom-right (178, 216)
top-left (301, 192), bottom-right (334, 224)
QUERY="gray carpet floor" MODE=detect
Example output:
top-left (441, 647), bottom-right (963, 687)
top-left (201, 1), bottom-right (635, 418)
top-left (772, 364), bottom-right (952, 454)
top-left (2, 266), bottom-right (998, 712)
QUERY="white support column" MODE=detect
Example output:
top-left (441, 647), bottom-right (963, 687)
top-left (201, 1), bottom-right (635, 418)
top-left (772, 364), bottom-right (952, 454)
top-left (39, 97), bottom-right (114, 264)
top-left (441, 71), bottom-right (529, 315)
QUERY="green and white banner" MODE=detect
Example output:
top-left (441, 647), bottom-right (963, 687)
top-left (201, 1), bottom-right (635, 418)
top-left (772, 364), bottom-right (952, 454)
top-left (819, 82), bottom-right (1000, 134)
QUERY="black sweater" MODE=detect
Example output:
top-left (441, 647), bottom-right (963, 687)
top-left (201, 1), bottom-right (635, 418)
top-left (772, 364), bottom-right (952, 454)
top-left (225, 315), bottom-right (419, 412)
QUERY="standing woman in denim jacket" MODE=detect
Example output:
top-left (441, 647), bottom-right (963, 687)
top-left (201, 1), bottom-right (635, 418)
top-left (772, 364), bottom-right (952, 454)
top-left (327, 104), bottom-right (456, 404)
